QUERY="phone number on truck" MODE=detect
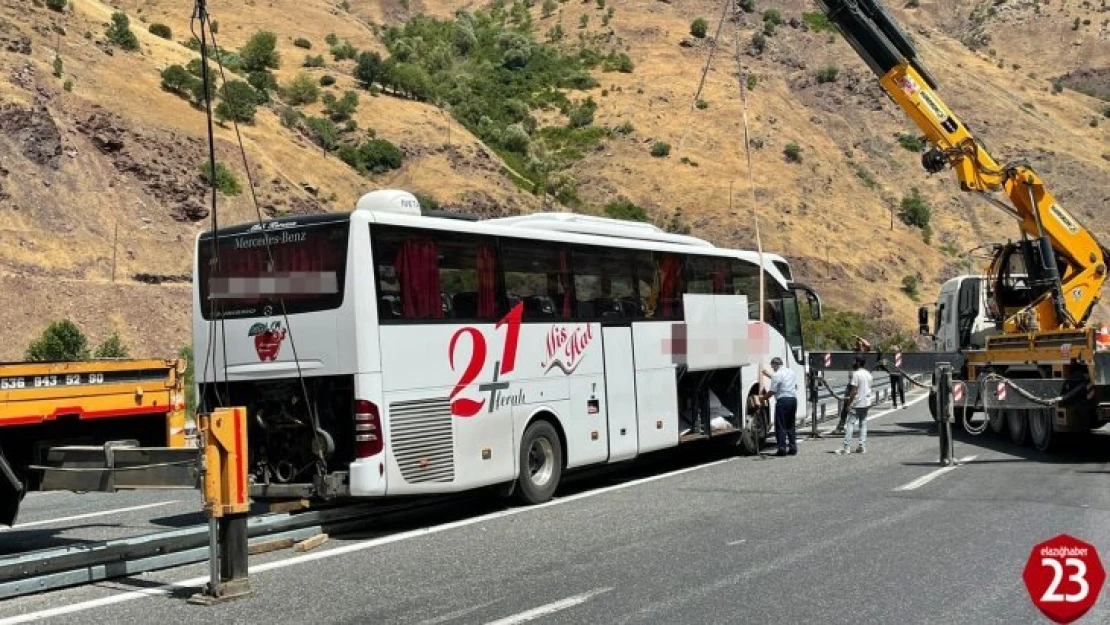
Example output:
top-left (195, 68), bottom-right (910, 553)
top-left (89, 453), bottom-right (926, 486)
top-left (0, 374), bottom-right (106, 389)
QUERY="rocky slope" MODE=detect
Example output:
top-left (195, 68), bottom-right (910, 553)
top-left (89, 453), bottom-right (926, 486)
top-left (0, 0), bottom-right (1105, 358)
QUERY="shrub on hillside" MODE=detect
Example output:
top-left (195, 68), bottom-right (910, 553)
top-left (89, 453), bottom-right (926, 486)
top-left (25, 319), bottom-right (89, 362)
top-left (322, 90), bottom-right (359, 122)
top-left (199, 161), bottom-right (242, 195)
top-left (690, 18), bottom-right (709, 39)
top-left (357, 138), bottom-right (405, 173)
top-left (816, 66), bottom-right (839, 83)
top-left (303, 55), bottom-right (325, 68)
top-left (284, 72), bottom-right (320, 105)
top-left (160, 64), bottom-right (198, 98)
top-left (47, 0), bottom-right (67, 13)
top-left (148, 23), bottom-right (172, 40)
top-left (94, 332), bottom-right (129, 358)
top-left (603, 198), bottom-right (649, 222)
top-left (784, 142), bottom-right (802, 162)
top-left (650, 141), bottom-right (671, 157)
top-left (215, 80), bottom-right (262, 124)
top-left (106, 12), bottom-right (140, 52)
top-left (319, 75), bottom-right (337, 87)
top-left (294, 38), bottom-right (312, 50)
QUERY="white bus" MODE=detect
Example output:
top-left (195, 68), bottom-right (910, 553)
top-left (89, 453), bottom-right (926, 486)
top-left (192, 190), bottom-right (820, 505)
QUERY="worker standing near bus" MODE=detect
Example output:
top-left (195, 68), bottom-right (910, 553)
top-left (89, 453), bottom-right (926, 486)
top-left (837, 356), bottom-right (873, 454)
top-left (763, 357), bottom-right (798, 456)
top-left (832, 335), bottom-right (871, 435)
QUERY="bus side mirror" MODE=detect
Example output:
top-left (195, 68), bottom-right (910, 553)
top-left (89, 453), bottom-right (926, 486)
top-left (788, 282), bottom-right (822, 320)
top-left (918, 306), bottom-right (930, 336)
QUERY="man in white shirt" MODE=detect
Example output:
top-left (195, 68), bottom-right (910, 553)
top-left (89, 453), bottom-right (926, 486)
top-left (838, 356), bottom-right (873, 454)
top-left (762, 356), bottom-right (798, 456)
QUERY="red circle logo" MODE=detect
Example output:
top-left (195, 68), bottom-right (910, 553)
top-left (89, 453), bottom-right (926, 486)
top-left (1022, 534), bottom-right (1106, 623)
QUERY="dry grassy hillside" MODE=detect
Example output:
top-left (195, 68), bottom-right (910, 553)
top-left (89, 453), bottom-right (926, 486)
top-left (0, 0), bottom-right (1105, 359)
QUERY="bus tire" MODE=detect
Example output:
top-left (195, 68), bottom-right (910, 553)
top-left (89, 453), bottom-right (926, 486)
top-left (515, 420), bottom-right (563, 505)
top-left (738, 405), bottom-right (768, 456)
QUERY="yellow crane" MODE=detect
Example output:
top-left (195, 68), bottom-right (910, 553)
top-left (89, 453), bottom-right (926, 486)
top-left (807, 0), bottom-right (1110, 451)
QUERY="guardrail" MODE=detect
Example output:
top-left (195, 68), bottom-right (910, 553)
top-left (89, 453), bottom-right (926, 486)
top-left (803, 373), bottom-right (927, 427)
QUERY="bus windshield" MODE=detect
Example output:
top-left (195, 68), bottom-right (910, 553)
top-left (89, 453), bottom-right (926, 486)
top-left (197, 217), bottom-right (350, 320)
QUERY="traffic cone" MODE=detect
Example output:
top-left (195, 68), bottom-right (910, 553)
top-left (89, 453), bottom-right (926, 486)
top-left (1097, 322), bottom-right (1110, 352)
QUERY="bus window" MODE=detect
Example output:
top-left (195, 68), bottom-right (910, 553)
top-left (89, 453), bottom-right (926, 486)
top-left (501, 238), bottom-right (571, 321)
top-left (653, 253), bottom-right (686, 319)
top-left (571, 245), bottom-right (639, 320)
top-left (781, 295), bottom-right (805, 360)
top-left (688, 256), bottom-right (731, 294)
top-left (199, 217), bottom-right (349, 320)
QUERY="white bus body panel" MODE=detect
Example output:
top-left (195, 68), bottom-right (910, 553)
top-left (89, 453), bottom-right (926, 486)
top-left (631, 322), bottom-right (681, 453)
top-left (601, 326), bottom-right (639, 463)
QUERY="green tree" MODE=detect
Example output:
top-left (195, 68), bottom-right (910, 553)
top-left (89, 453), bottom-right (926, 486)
top-left (899, 187), bottom-right (931, 228)
top-left (901, 275), bottom-right (920, 300)
top-left (358, 138), bottom-right (404, 173)
top-left (94, 332), bottom-right (130, 358)
top-left (354, 51), bottom-right (383, 89)
top-left (25, 319), bottom-right (90, 361)
top-left (690, 18), bottom-right (709, 39)
top-left (215, 80), bottom-right (261, 124)
top-left (160, 65), bottom-right (197, 97)
top-left (178, 345), bottom-right (195, 416)
top-left (305, 116), bottom-right (340, 152)
top-left (239, 30), bottom-right (280, 72)
top-left (106, 12), bottom-right (140, 52)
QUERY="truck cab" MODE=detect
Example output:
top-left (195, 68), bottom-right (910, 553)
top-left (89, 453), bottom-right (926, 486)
top-left (920, 275), bottom-right (997, 352)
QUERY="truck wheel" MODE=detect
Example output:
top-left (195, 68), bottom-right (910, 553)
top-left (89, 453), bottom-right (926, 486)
top-left (987, 409), bottom-right (1005, 434)
top-left (515, 420), bottom-right (562, 505)
top-left (1029, 408), bottom-right (1055, 452)
top-left (1006, 409), bottom-right (1027, 445)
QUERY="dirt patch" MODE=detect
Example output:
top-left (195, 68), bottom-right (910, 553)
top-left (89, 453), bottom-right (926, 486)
top-left (0, 16), bottom-right (31, 55)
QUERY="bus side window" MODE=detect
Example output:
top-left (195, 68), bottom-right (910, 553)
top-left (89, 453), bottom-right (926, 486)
top-left (571, 245), bottom-right (639, 320)
top-left (653, 252), bottom-right (686, 320)
top-left (501, 238), bottom-right (571, 321)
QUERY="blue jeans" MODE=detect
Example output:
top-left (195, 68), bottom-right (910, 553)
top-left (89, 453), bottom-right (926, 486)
top-left (775, 397), bottom-right (798, 453)
top-left (843, 406), bottom-right (869, 448)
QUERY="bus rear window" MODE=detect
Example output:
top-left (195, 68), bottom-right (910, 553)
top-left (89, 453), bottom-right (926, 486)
top-left (198, 220), bottom-right (349, 320)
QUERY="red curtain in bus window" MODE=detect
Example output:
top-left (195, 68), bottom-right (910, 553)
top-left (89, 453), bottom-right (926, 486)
top-left (559, 249), bottom-right (572, 318)
top-left (476, 242), bottom-right (497, 318)
top-left (712, 259), bottom-right (727, 294)
top-left (396, 238), bottom-right (442, 318)
top-left (659, 255), bottom-right (683, 317)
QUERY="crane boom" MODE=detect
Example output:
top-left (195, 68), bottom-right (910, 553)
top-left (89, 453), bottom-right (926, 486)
top-left (814, 0), bottom-right (1107, 333)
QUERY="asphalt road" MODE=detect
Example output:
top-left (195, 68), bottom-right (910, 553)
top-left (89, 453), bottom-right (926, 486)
top-left (3, 388), bottom-right (1109, 624)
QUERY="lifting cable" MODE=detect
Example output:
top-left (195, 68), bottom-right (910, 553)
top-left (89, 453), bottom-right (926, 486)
top-left (191, 1), bottom-right (328, 475)
top-left (675, 0), bottom-right (732, 155)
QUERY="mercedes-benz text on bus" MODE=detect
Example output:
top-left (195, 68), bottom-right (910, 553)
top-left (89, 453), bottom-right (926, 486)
top-left (192, 190), bottom-right (820, 505)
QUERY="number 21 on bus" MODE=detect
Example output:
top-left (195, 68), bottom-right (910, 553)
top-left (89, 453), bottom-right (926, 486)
top-left (448, 302), bottom-right (523, 417)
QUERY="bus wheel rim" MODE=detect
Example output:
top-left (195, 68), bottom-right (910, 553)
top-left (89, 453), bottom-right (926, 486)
top-left (528, 438), bottom-right (554, 486)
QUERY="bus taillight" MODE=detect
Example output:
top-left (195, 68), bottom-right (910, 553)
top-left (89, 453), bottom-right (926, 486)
top-left (354, 399), bottom-right (383, 458)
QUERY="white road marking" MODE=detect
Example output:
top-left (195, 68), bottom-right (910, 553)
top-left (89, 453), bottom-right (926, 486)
top-left (894, 456), bottom-right (978, 492)
top-left (0, 458), bottom-right (735, 624)
top-left (0, 501), bottom-right (181, 532)
top-left (484, 587), bottom-right (611, 625)
top-left (727, 539), bottom-right (747, 546)
top-left (419, 599), bottom-right (501, 625)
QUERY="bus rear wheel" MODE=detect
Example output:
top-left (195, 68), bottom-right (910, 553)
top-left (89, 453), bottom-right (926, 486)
top-left (515, 420), bottom-right (563, 505)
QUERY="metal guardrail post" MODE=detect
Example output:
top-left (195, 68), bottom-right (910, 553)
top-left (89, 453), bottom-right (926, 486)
top-left (807, 369), bottom-right (823, 439)
top-left (935, 364), bottom-right (955, 466)
top-left (189, 406), bottom-right (252, 605)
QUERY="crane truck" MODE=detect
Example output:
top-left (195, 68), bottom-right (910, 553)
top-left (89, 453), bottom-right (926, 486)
top-left (804, 0), bottom-right (1110, 451)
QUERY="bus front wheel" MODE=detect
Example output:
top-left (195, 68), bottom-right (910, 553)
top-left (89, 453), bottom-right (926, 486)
top-left (515, 420), bottom-right (563, 505)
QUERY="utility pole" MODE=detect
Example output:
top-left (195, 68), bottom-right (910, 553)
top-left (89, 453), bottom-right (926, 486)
top-left (826, 246), bottom-right (830, 279)
top-left (111, 221), bottom-right (118, 283)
